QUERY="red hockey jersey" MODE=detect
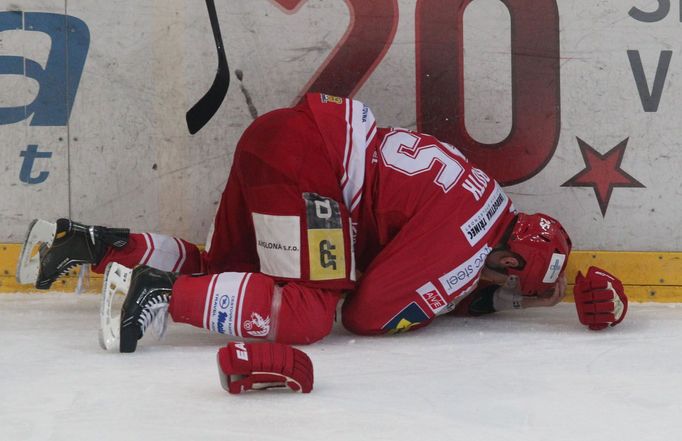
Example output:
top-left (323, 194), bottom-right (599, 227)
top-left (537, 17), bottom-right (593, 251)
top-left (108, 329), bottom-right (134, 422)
top-left (305, 93), bottom-right (516, 329)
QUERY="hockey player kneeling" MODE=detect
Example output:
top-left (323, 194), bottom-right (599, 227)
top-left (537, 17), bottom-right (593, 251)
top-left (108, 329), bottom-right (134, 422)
top-left (573, 266), bottom-right (628, 330)
top-left (20, 94), bottom-right (583, 361)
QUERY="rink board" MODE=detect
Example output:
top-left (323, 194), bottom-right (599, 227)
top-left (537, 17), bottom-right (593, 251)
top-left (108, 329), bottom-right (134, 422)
top-left (1, 244), bottom-right (680, 302)
top-left (1, 1), bottom-right (682, 252)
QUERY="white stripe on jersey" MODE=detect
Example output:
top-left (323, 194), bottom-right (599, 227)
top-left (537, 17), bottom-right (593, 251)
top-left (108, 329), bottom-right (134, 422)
top-left (340, 100), bottom-right (352, 188)
top-left (341, 98), bottom-right (377, 214)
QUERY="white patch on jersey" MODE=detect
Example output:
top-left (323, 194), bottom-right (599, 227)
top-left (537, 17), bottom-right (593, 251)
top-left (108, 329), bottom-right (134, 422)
top-left (542, 253), bottom-right (566, 283)
top-left (438, 244), bottom-right (492, 296)
top-left (460, 184), bottom-right (509, 246)
top-left (252, 213), bottom-right (301, 278)
top-left (417, 282), bottom-right (448, 314)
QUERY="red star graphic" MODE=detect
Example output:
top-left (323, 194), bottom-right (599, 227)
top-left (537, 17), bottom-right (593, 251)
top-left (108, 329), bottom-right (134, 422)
top-left (562, 138), bottom-right (644, 216)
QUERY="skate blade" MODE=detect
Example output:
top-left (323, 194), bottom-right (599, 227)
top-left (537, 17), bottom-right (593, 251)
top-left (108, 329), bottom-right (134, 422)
top-left (99, 263), bottom-right (132, 351)
top-left (16, 219), bottom-right (56, 285)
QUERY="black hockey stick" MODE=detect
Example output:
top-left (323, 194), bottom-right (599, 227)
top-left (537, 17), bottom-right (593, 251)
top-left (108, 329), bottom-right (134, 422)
top-left (186, 0), bottom-right (229, 134)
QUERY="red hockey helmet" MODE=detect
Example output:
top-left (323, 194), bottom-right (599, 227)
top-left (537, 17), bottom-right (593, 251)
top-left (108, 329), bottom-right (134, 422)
top-left (506, 213), bottom-right (572, 295)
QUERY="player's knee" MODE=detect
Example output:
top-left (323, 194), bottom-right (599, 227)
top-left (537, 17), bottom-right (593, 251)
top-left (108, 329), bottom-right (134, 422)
top-left (342, 300), bottom-right (434, 336)
top-left (272, 286), bottom-right (340, 345)
top-left (275, 314), bottom-right (334, 345)
top-left (341, 308), bottom-right (385, 336)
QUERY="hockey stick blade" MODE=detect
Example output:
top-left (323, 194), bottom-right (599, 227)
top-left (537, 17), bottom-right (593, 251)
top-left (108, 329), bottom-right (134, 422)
top-left (186, 0), bottom-right (229, 134)
top-left (99, 263), bottom-right (132, 351)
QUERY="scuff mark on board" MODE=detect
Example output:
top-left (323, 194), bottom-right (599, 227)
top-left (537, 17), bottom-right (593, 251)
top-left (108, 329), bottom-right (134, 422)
top-left (235, 69), bottom-right (258, 120)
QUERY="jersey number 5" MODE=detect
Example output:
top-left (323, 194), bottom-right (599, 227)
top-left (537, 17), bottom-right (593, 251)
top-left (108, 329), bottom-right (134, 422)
top-left (379, 131), bottom-right (465, 193)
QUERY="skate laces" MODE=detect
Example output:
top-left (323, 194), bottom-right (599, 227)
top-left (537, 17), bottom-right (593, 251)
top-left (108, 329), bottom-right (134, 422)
top-left (138, 293), bottom-right (171, 340)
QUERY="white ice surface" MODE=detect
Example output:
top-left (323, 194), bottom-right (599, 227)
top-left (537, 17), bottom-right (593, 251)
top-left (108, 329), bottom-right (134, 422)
top-left (1, 293), bottom-right (681, 441)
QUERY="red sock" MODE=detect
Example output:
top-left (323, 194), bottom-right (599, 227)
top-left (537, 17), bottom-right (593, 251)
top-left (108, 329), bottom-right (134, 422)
top-left (93, 233), bottom-right (203, 274)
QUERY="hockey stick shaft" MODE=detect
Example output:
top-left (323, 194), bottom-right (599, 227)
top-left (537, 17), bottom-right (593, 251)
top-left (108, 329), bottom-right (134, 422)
top-left (186, 0), bottom-right (229, 134)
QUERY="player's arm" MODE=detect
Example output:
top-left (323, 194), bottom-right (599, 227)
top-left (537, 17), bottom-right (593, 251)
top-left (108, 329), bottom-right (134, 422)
top-left (458, 274), bottom-right (567, 316)
top-left (519, 273), bottom-right (567, 308)
top-left (490, 273), bottom-right (567, 310)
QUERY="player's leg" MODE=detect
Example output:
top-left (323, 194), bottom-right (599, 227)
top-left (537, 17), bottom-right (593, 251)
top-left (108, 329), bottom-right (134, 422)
top-left (202, 161), bottom-right (259, 275)
top-left (170, 272), bottom-right (341, 344)
top-left (92, 232), bottom-right (203, 275)
top-left (113, 264), bottom-right (341, 352)
top-left (202, 107), bottom-right (319, 275)
top-left (341, 228), bottom-right (442, 335)
top-left (205, 105), bottom-right (355, 290)
top-left (342, 279), bottom-right (436, 336)
top-left (18, 218), bottom-right (204, 289)
top-left (98, 104), bottom-right (353, 351)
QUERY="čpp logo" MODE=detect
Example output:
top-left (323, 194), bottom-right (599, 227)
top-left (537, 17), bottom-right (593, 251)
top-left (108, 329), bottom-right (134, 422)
top-left (0, 11), bottom-right (89, 126)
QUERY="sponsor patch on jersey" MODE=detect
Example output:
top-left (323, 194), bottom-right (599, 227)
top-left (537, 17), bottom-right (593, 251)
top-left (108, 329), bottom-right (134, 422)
top-left (382, 302), bottom-right (430, 334)
top-left (320, 94), bottom-right (344, 105)
top-left (304, 193), bottom-right (346, 280)
top-left (460, 184), bottom-right (508, 246)
top-left (542, 253), bottom-right (566, 283)
top-left (252, 213), bottom-right (301, 278)
top-left (439, 244), bottom-right (492, 296)
top-left (417, 282), bottom-right (447, 314)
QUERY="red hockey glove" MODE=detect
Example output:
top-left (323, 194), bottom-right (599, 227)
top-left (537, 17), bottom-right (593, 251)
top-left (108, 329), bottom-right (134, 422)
top-left (217, 342), bottom-right (313, 394)
top-left (573, 266), bottom-right (628, 331)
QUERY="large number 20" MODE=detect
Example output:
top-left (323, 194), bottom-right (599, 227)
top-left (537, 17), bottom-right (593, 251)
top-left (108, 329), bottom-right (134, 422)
top-left (380, 131), bottom-right (465, 193)
top-left (271, 0), bottom-right (560, 186)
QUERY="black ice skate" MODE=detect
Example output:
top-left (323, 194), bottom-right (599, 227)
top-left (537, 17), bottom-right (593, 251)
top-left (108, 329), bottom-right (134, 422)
top-left (16, 218), bottom-right (129, 289)
top-left (119, 265), bottom-right (177, 353)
